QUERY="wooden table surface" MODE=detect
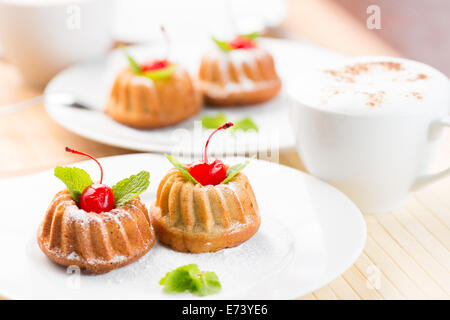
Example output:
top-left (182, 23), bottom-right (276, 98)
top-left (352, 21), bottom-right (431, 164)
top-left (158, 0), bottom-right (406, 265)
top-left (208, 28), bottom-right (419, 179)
top-left (1, 0), bottom-right (449, 300)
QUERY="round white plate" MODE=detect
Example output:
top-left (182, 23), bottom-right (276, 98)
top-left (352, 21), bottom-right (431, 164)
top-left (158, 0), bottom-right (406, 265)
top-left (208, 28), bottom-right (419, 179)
top-left (44, 38), bottom-right (344, 156)
top-left (0, 153), bottom-right (365, 299)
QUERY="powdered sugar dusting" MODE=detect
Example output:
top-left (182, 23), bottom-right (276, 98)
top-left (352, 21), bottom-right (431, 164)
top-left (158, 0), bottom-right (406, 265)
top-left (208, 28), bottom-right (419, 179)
top-left (64, 205), bottom-right (93, 226)
top-left (66, 251), bottom-right (80, 260)
top-left (95, 217), bottom-right (294, 296)
top-left (201, 47), bottom-right (278, 96)
top-left (64, 250), bottom-right (128, 265)
top-left (131, 75), bottom-right (154, 87)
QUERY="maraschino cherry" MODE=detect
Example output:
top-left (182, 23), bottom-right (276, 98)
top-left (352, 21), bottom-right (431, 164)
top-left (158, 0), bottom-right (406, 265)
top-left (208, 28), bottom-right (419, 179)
top-left (188, 122), bottom-right (234, 186)
top-left (65, 147), bottom-right (115, 214)
top-left (229, 37), bottom-right (256, 50)
top-left (140, 26), bottom-right (171, 72)
top-left (141, 59), bottom-right (169, 72)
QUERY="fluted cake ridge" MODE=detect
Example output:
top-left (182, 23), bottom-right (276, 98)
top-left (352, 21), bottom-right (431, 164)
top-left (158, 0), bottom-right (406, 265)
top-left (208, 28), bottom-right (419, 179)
top-left (151, 169), bottom-right (260, 253)
top-left (37, 190), bottom-right (155, 273)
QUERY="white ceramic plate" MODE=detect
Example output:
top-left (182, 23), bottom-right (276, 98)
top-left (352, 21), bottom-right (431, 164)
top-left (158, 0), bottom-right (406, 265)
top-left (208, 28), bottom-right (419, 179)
top-left (0, 153), bottom-right (365, 299)
top-left (44, 38), bottom-right (343, 155)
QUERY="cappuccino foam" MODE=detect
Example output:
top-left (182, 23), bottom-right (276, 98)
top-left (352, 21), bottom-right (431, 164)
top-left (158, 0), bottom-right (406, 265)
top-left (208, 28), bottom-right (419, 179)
top-left (292, 57), bottom-right (450, 115)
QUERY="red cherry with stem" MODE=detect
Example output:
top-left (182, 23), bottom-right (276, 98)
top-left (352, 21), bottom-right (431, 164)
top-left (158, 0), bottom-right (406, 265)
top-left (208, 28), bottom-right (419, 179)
top-left (65, 147), bottom-right (115, 213)
top-left (141, 59), bottom-right (169, 72)
top-left (189, 159), bottom-right (228, 186)
top-left (79, 183), bottom-right (115, 214)
top-left (161, 25), bottom-right (171, 62)
top-left (229, 37), bottom-right (256, 50)
top-left (188, 122), bottom-right (234, 186)
top-left (140, 26), bottom-right (171, 72)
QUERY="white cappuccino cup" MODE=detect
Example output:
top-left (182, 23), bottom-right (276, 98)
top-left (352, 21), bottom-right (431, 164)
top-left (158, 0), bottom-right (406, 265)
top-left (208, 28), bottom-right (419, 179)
top-left (288, 56), bottom-right (450, 214)
top-left (0, 0), bottom-right (112, 87)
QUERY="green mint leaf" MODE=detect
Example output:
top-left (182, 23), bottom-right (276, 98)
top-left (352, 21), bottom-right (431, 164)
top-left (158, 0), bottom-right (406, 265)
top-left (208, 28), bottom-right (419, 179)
top-left (165, 154), bottom-right (198, 184)
top-left (159, 264), bottom-right (199, 293)
top-left (159, 264), bottom-right (221, 296)
top-left (112, 171), bottom-right (150, 207)
top-left (192, 271), bottom-right (222, 296)
top-left (212, 37), bottom-right (231, 52)
top-left (239, 31), bottom-right (260, 40)
top-left (54, 166), bottom-right (93, 203)
top-left (120, 46), bottom-right (175, 80)
top-left (201, 112), bottom-right (228, 129)
top-left (142, 64), bottom-right (176, 80)
top-left (120, 46), bottom-right (141, 74)
top-left (231, 117), bottom-right (258, 133)
top-left (221, 156), bottom-right (255, 184)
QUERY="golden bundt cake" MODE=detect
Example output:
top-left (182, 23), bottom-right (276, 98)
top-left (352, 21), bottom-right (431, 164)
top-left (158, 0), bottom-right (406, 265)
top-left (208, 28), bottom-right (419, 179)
top-left (150, 169), bottom-right (260, 253)
top-left (38, 190), bottom-right (155, 274)
top-left (198, 42), bottom-right (281, 106)
top-left (105, 66), bottom-right (203, 129)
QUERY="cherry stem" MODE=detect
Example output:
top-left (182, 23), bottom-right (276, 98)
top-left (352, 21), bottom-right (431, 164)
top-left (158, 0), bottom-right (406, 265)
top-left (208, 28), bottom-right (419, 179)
top-left (161, 25), bottom-right (170, 61)
top-left (65, 147), bottom-right (103, 184)
top-left (203, 122), bottom-right (234, 163)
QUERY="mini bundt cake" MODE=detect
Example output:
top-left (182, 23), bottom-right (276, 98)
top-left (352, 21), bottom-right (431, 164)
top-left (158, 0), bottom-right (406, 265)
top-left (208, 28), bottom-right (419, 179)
top-left (37, 147), bottom-right (154, 274)
top-left (150, 169), bottom-right (260, 253)
top-left (198, 35), bottom-right (281, 106)
top-left (151, 122), bottom-right (260, 253)
top-left (38, 191), bottom-right (155, 274)
top-left (105, 66), bottom-right (203, 129)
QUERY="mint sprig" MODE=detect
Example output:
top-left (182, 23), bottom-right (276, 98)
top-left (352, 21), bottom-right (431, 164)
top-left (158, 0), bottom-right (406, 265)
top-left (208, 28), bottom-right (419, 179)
top-left (142, 64), bottom-right (176, 80)
top-left (54, 166), bottom-right (150, 207)
top-left (212, 37), bottom-right (232, 52)
top-left (231, 117), bottom-right (258, 133)
top-left (212, 32), bottom-right (259, 52)
top-left (165, 154), bottom-right (198, 184)
top-left (201, 113), bottom-right (258, 133)
top-left (239, 31), bottom-right (260, 40)
top-left (120, 46), bottom-right (141, 74)
top-left (54, 167), bottom-right (93, 203)
top-left (121, 46), bottom-right (175, 80)
top-left (221, 156), bottom-right (254, 184)
top-left (112, 171), bottom-right (150, 207)
top-left (159, 264), bottom-right (221, 296)
top-left (201, 112), bottom-right (228, 129)
top-left (165, 154), bottom-right (254, 185)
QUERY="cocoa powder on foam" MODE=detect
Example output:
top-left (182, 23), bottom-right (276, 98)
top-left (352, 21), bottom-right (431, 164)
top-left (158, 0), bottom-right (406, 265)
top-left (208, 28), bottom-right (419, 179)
top-left (323, 61), bottom-right (428, 106)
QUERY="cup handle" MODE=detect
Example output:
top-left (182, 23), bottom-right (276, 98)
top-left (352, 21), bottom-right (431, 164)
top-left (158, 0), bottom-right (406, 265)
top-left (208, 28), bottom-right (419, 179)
top-left (411, 115), bottom-right (450, 191)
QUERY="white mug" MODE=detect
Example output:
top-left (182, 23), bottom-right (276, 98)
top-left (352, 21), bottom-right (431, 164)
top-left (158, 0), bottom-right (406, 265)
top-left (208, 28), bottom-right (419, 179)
top-left (0, 0), bottom-right (112, 87)
top-left (288, 56), bottom-right (450, 214)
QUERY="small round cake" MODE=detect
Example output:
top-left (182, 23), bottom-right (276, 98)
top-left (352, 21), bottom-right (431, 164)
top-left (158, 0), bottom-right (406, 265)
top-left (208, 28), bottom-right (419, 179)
top-left (38, 147), bottom-right (154, 274)
top-left (151, 122), bottom-right (259, 253)
top-left (150, 169), bottom-right (260, 253)
top-left (105, 65), bottom-right (203, 129)
top-left (38, 190), bottom-right (155, 274)
top-left (198, 36), bottom-right (281, 106)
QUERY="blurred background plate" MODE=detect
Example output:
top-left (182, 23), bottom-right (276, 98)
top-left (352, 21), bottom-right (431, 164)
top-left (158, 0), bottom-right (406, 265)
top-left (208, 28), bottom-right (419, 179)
top-left (44, 38), bottom-right (343, 156)
top-left (112, 0), bottom-right (288, 43)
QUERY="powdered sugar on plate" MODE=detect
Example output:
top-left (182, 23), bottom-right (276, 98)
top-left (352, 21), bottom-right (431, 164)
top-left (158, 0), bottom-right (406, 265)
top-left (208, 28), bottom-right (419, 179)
top-left (95, 216), bottom-right (294, 298)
